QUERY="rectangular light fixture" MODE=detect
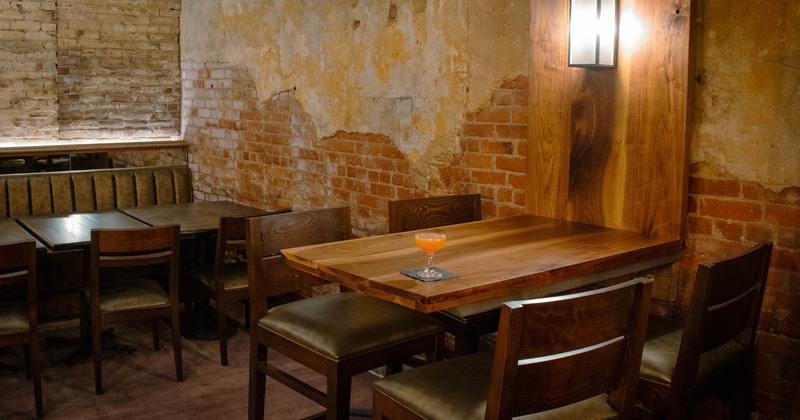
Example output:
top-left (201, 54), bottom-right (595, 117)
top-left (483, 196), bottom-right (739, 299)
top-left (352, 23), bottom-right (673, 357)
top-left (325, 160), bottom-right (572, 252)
top-left (569, 0), bottom-right (618, 68)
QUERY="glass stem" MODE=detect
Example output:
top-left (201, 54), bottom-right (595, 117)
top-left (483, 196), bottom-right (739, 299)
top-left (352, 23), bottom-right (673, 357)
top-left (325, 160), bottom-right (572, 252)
top-left (427, 253), bottom-right (433, 270)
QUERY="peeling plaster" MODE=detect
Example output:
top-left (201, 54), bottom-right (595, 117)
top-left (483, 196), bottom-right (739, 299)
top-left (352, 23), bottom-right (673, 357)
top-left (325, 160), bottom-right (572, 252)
top-left (181, 0), bottom-right (529, 160)
top-left (692, 1), bottom-right (800, 188)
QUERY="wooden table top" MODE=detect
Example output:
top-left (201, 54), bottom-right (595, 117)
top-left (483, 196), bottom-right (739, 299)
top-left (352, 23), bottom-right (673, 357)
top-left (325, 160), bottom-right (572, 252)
top-left (0, 218), bottom-right (45, 250)
top-left (16, 211), bottom-right (149, 251)
top-left (118, 201), bottom-right (267, 236)
top-left (282, 214), bottom-right (681, 313)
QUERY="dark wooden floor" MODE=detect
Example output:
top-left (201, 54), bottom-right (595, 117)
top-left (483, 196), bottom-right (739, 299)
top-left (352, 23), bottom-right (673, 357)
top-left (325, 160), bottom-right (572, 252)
top-left (0, 320), bottom-right (377, 419)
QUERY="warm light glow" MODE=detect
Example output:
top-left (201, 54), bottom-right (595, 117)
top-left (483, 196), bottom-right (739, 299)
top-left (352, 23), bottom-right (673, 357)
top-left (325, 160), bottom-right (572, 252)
top-left (569, 0), bottom-right (618, 67)
top-left (619, 6), bottom-right (644, 53)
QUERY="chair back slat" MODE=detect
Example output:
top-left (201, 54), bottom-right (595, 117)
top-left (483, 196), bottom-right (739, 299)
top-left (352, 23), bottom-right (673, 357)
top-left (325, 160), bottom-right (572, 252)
top-left (0, 240), bottom-right (37, 306)
top-left (246, 207), bottom-right (351, 320)
top-left (92, 225), bottom-right (180, 268)
top-left (388, 194), bottom-right (481, 233)
top-left (215, 208), bottom-right (290, 268)
top-left (487, 277), bottom-right (653, 419)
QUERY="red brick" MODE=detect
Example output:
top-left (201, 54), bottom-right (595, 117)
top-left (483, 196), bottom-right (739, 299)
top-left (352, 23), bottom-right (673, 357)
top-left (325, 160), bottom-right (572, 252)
top-left (470, 170), bottom-right (506, 186)
top-left (479, 140), bottom-right (514, 154)
top-left (772, 249), bottom-right (799, 272)
top-left (475, 107), bottom-right (510, 123)
top-left (776, 228), bottom-right (800, 249)
top-left (465, 154), bottom-right (493, 169)
top-left (765, 204), bottom-right (800, 228)
top-left (689, 177), bottom-right (740, 196)
top-left (496, 124), bottom-right (527, 140)
top-left (697, 197), bottom-right (761, 222)
top-left (715, 220), bottom-right (743, 241)
top-left (687, 216), bottom-right (712, 235)
top-left (463, 122), bottom-right (494, 138)
top-left (496, 155), bottom-right (526, 173)
top-left (743, 182), bottom-right (800, 205)
top-left (492, 90), bottom-right (514, 106)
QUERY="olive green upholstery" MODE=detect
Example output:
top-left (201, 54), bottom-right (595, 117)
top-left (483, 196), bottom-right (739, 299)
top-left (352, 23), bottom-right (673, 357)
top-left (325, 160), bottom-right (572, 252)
top-left (0, 165), bottom-right (192, 323)
top-left (261, 292), bottom-right (444, 360)
top-left (0, 165), bottom-right (192, 218)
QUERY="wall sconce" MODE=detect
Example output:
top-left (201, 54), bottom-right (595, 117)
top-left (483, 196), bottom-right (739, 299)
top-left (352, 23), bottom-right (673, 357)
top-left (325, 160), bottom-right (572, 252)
top-left (568, 0), bottom-right (618, 68)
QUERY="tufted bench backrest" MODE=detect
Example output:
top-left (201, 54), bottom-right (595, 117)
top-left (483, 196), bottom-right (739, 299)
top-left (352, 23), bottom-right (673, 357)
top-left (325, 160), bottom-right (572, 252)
top-left (0, 165), bottom-right (193, 218)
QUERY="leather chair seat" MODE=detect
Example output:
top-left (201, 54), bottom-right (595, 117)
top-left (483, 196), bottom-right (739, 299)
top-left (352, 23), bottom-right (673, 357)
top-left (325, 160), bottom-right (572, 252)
top-left (639, 316), bottom-right (746, 386)
top-left (0, 302), bottom-right (29, 335)
top-left (260, 292), bottom-right (443, 360)
top-left (196, 262), bottom-right (248, 292)
top-left (82, 279), bottom-right (170, 312)
top-left (373, 352), bottom-right (619, 420)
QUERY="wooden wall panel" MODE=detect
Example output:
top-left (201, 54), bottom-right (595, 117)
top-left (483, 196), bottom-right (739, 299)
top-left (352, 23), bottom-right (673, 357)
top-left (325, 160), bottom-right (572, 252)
top-left (528, 0), bottom-right (693, 240)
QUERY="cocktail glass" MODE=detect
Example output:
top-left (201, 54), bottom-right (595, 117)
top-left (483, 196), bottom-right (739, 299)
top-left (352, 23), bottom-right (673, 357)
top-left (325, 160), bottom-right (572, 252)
top-left (414, 232), bottom-right (446, 279)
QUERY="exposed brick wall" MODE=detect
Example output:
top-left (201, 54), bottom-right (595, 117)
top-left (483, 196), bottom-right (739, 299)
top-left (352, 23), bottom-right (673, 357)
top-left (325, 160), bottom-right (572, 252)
top-left (183, 62), bottom-right (527, 236)
top-left (57, 0), bottom-right (181, 141)
top-left (0, 0), bottom-right (181, 145)
top-left (685, 172), bottom-right (800, 418)
top-left (0, 1), bottom-right (58, 141)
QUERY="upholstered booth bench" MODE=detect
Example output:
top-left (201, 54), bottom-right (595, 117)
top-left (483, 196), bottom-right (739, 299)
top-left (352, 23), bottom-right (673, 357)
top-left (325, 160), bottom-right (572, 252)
top-left (0, 165), bottom-right (193, 322)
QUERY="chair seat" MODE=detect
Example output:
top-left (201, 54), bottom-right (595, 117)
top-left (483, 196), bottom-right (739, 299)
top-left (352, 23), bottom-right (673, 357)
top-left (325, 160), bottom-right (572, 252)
top-left (639, 315), bottom-right (747, 385)
top-left (196, 263), bottom-right (248, 292)
top-left (260, 292), bottom-right (443, 360)
top-left (0, 302), bottom-right (29, 335)
top-left (373, 352), bottom-right (619, 420)
top-left (82, 279), bottom-right (170, 312)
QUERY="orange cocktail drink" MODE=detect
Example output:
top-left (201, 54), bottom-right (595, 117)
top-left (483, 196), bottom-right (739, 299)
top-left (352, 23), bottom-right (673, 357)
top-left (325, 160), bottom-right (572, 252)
top-left (414, 232), bottom-right (446, 279)
top-left (415, 233), bottom-right (447, 254)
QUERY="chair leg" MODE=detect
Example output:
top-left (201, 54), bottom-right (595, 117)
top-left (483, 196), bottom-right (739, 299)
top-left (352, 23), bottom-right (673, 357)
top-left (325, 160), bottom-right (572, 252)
top-left (92, 317), bottom-right (104, 395)
top-left (171, 311), bottom-right (183, 382)
top-left (326, 366), bottom-right (352, 420)
top-left (23, 343), bottom-right (31, 379)
top-left (248, 343), bottom-right (267, 420)
top-left (30, 333), bottom-right (43, 418)
top-left (218, 296), bottom-right (229, 366)
top-left (152, 320), bottom-right (160, 350)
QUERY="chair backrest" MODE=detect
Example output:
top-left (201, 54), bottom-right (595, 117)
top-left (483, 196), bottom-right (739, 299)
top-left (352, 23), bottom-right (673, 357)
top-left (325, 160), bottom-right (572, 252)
top-left (246, 207), bottom-right (352, 320)
top-left (212, 209), bottom-right (292, 276)
top-left (670, 241), bottom-right (772, 407)
top-left (485, 277), bottom-right (653, 419)
top-left (89, 225), bottom-right (181, 302)
top-left (388, 194), bottom-right (482, 233)
top-left (0, 240), bottom-right (38, 338)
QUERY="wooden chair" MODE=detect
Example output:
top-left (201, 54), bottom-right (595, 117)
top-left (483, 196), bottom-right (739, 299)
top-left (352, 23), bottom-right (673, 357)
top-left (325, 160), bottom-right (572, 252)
top-left (388, 193), bottom-right (482, 234)
top-left (191, 209), bottom-right (291, 366)
top-left (388, 193), bottom-right (494, 356)
top-left (247, 207), bottom-right (445, 420)
top-left (373, 276), bottom-right (654, 420)
top-left (635, 242), bottom-right (773, 419)
top-left (0, 240), bottom-right (43, 417)
top-left (79, 225), bottom-right (183, 395)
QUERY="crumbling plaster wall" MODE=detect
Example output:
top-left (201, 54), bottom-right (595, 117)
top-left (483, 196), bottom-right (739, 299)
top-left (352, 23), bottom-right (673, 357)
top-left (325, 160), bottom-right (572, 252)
top-left (181, 0), bottom-right (529, 164)
top-left (692, 1), bottom-right (800, 189)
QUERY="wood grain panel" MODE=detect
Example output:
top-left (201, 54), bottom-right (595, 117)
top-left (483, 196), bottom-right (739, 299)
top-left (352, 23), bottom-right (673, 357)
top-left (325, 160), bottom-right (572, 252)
top-left (527, 0), bottom-right (693, 240)
top-left (527, 0), bottom-right (571, 219)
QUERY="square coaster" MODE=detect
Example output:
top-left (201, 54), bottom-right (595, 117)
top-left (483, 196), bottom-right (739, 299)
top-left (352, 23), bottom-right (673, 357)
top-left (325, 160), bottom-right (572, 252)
top-left (400, 267), bottom-right (458, 282)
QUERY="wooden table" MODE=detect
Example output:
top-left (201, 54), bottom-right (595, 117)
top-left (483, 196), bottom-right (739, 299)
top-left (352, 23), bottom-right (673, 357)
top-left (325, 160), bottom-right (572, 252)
top-left (282, 214), bottom-right (681, 313)
top-left (16, 211), bottom-right (149, 252)
top-left (0, 218), bottom-right (44, 250)
top-left (118, 201), bottom-right (268, 236)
